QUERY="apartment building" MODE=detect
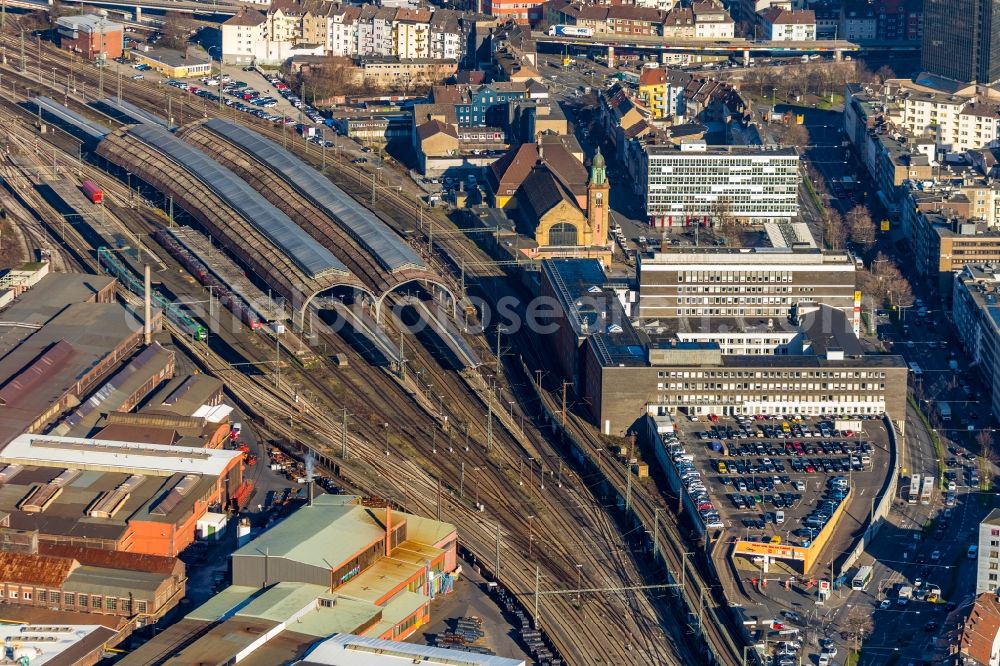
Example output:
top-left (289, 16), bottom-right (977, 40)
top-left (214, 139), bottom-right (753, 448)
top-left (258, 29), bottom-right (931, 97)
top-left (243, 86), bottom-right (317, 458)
top-left (638, 67), bottom-right (690, 119)
top-left (642, 141), bottom-right (800, 225)
top-left (953, 266), bottom-right (1000, 424)
top-left (907, 209), bottom-right (1000, 290)
top-left (222, 3), bottom-right (465, 66)
top-left (693, 1), bottom-right (736, 38)
top-left (221, 9), bottom-right (268, 65)
top-left (977, 508), bottom-right (1000, 594)
top-left (549, 1), bottom-right (734, 37)
top-left (759, 7), bottom-right (817, 41)
top-left (636, 245), bottom-right (858, 323)
top-left (392, 8), bottom-right (431, 59)
top-left (487, 0), bottom-right (544, 25)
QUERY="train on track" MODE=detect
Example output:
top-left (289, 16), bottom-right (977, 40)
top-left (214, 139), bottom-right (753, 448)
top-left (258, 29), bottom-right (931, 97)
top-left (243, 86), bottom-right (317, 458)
top-left (154, 228), bottom-right (266, 331)
top-left (97, 247), bottom-right (208, 340)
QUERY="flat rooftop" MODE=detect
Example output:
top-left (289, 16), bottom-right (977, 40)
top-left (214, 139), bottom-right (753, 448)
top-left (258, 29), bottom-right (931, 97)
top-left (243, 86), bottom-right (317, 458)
top-left (1, 433), bottom-right (240, 477)
top-left (299, 634), bottom-right (527, 666)
top-left (0, 623), bottom-right (119, 666)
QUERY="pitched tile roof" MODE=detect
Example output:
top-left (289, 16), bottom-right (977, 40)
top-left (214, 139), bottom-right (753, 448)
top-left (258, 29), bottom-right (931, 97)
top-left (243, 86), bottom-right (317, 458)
top-left (490, 143), bottom-right (539, 196)
top-left (223, 8), bottom-right (266, 27)
top-left (519, 166), bottom-right (578, 222)
top-left (960, 594), bottom-right (1000, 666)
top-left (416, 119), bottom-right (458, 141)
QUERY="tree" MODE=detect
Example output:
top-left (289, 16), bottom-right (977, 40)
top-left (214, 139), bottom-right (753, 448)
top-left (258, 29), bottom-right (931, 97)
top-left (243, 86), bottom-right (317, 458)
top-left (846, 204), bottom-right (877, 252)
top-left (843, 606), bottom-right (874, 653)
top-left (158, 12), bottom-right (195, 51)
top-left (823, 209), bottom-right (847, 250)
top-left (783, 121), bottom-right (809, 147)
top-left (977, 430), bottom-right (996, 490)
top-left (875, 64), bottom-right (896, 84)
top-left (710, 199), bottom-right (742, 246)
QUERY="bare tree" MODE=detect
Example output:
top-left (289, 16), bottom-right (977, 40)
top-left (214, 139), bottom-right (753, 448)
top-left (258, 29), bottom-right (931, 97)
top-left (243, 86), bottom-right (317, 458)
top-left (980, 429), bottom-right (998, 464)
top-left (783, 121), bottom-right (809, 147)
top-left (859, 252), bottom-right (915, 309)
top-left (710, 199), bottom-right (742, 246)
top-left (847, 204), bottom-right (877, 252)
top-left (875, 64), bottom-right (896, 84)
top-left (823, 209), bottom-right (847, 250)
top-left (843, 606), bottom-right (874, 653)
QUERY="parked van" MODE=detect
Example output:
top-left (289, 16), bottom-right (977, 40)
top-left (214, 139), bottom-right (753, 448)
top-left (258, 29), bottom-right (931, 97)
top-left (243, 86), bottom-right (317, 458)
top-left (775, 511), bottom-right (785, 524)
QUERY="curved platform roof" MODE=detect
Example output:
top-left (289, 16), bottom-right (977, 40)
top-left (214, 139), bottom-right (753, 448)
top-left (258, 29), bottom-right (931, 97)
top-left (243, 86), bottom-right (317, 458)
top-left (127, 124), bottom-right (349, 280)
top-left (201, 119), bottom-right (426, 274)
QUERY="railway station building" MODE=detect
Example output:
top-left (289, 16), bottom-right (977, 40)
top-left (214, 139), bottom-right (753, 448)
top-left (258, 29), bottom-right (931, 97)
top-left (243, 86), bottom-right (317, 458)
top-left (540, 258), bottom-right (908, 435)
top-left (116, 495), bottom-right (460, 665)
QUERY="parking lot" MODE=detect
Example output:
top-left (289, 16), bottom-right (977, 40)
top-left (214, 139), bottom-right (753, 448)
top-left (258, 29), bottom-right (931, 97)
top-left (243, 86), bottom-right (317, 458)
top-left (668, 414), bottom-right (889, 571)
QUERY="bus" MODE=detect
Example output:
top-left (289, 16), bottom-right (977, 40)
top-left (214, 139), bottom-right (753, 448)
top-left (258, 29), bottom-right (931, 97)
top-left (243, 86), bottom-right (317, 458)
top-left (909, 362), bottom-right (923, 377)
top-left (852, 565), bottom-right (874, 591)
top-left (908, 474), bottom-right (921, 504)
top-left (921, 475), bottom-right (934, 504)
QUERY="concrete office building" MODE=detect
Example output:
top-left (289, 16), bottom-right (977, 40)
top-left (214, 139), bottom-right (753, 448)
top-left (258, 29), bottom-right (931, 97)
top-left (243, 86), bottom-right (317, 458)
top-left (952, 265), bottom-right (1000, 423)
top-left (636, 244), bottom-right (858, 324)
top-left (541, 259), bottom-right (907, 435)
top-left (922, 0), bottom-right (1000, 83)
top-left (642, 141), bottom-right (800, 226)
top-left (977, 508), bottom-right (1000, 593)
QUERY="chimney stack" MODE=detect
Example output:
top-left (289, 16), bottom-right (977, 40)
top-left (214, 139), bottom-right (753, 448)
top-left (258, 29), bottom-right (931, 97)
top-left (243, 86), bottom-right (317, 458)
top-left (308, 479), bottom-right (314, 506)
top-left (143, 264), bottom-right (152, 345)
top-left (385, 504), bottom-right (392, 557)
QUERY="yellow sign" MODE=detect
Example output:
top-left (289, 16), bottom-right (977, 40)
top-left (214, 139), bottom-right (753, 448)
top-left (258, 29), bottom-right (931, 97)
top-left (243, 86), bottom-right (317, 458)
top-left (854, 290), bottom-right (862, 303)
top-left (733, 541), bottom-right (807, 560)
top-left (881, 219), bottom-right (891, 232)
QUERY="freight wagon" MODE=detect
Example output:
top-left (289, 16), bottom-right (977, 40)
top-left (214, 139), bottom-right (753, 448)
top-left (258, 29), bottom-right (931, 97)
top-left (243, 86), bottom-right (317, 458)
top-left (154, 228), bottom-right (266, 331)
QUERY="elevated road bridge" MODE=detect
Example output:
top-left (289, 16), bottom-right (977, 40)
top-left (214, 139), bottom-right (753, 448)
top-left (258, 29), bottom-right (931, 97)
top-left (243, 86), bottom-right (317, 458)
top-left (532, 31), bottom-right (919, 66)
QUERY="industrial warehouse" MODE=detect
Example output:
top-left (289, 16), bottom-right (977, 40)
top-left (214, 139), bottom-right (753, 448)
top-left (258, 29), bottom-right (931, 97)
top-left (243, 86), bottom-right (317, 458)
top-left (117, 495), bottom-right (459, 665)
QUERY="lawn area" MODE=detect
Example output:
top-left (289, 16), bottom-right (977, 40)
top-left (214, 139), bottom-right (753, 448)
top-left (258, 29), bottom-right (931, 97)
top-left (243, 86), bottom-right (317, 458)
top-left (747, 91), bottom-right (845, 111)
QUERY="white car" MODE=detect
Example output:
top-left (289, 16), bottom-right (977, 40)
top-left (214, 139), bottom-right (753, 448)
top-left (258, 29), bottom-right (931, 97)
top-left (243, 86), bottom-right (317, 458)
top-left (879, 599), bottom-right (891, 609)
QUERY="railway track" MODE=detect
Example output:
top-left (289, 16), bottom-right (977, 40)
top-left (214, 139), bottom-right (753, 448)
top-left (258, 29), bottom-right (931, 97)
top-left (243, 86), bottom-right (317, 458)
top-left (0, 34), bottom-right (720, 664)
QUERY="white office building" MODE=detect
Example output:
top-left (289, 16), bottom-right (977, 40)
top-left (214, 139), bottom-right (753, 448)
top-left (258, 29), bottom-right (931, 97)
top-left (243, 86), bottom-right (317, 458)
top-left (643, 141), bottom-right (800, 226)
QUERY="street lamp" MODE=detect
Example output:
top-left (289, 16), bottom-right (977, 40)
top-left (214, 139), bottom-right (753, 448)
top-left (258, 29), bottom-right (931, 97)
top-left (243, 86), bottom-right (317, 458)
top-left (383, 422), bottom-right (390, 456)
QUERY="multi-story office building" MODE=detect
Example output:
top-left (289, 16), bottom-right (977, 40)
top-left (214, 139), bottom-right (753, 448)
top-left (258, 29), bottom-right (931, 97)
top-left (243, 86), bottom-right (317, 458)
top-left (977, 508), bottom-right (1000, 593)
top-left (541, 259), bottom-right (907, 435)
top-left (953, 265), bottom-right (1000, 423)
top-left (642, 141), bottom-right (800, 226)
top-left (908, 210), bottom-right (1000, 291)
top-left (922, 0), bottom-right (1000, 83)
top-left (636, 244), bottom-right (858, 324)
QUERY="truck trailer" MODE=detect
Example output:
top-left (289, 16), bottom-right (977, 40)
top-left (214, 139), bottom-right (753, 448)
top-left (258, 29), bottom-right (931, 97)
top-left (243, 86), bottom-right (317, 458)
top-left (547, 25), bottom-right (594, 37)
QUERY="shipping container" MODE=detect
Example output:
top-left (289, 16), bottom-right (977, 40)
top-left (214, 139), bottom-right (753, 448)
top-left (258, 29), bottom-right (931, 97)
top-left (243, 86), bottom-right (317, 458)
top-left (547, 25), bottom-right (594, 37)
top-left (82, 179), bottom-right (103, 204)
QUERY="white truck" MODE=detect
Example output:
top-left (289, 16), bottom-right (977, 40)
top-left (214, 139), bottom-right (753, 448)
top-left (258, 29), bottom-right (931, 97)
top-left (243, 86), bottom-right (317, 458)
top-left (898, 586), bottom-right (913, 605)
top-left (938, 402), bottom-right (952, 421)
